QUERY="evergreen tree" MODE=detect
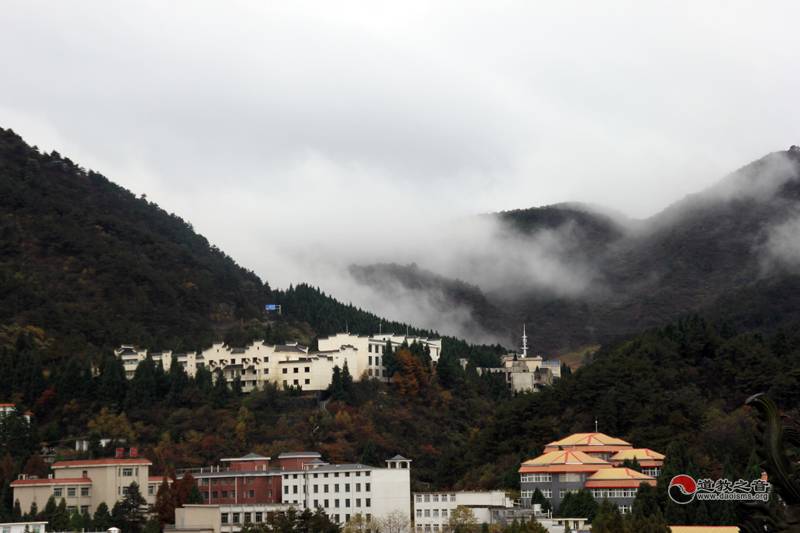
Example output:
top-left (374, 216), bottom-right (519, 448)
top-left (43, 496), bottom-right (58, 530)
top-left (341, 362), bottom-right (354, 401)
top-left (591, 500), bottom-right (626, 532)
top-left (12, 499), bottom-right (21, 520)
top-left (556, 490), bottom-right (597, 521)
top-left (51, 499), bottom-right (69, 532)
top-left (93, 502), bottom-right (112, 531)
top-left (143, 517), bottom-right (161, 533)
top-left (530, 488), bottom-right (551, 514)
top-left (28, 501), bottom-right (38, 520)
top-left (328, 366), bottom-right (344, 401)
top-left (117, 482), bottom-right (147, 533)
top-left (68, 508), bottom-right (84, 532)
top-left (382, 341), bottom-right (398, 377)
top-left (211, 372), bottom-right (231, 407)
top-left (166, 354), bottom-right (190, 405)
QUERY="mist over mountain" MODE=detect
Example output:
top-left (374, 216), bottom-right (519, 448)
top-left (349, 148), bottom-right (800, 352)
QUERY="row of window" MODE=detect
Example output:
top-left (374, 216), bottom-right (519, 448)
top-left (520, 474), bottom-right (552, 483)
top-left (312, 498), bottom-right (371, 508)
top-left (590, 488), bottom-right (638, 499)
top-left (367, 344), bottom-right (385, 354)
top-left (119, 467), bottom-right (138, 476)
top-left (415, 525), bottom-right (443, 533)
top-left (53, 487), bottom-right (90, 497)
top-left (415, 508), bottom-right (449, 519)
top-left (200, 477), bottom-right (259, 485)
top-left (284, 482), bottom-right (371, 494)
top-left (414, 494), bottom-right (457, 503)
top-left (203, 489), bottom-right (257, 499)
top-left (283, 379), bottom-right (311, 387)
top-left (283, 471), bottom-right (370, 480)
top-left (521, 489), bottom-right (552, 499)
top-left (282, 367), bottom-right (311, 374)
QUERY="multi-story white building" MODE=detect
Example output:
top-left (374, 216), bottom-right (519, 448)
top-left (280, 455), bottom-right (412, 526)
top-left (116, 332), bottom-right (442, 393)
top-left (413, 491), bottom-right (513, 532)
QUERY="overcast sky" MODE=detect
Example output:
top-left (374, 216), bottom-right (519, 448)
top-left (2, 1), bottom-right (800, 294)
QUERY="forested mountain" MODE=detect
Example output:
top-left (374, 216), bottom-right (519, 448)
top-left (352, 148), bottom-right (800, 352)
top-left (1, 126), bottom-right (798, 528)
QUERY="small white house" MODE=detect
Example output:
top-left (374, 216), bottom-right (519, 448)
top-left (0, 521), bottom-right (47, 533)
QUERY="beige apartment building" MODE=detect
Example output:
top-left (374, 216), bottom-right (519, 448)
top-left (11, 456), bottom-right (154, 515)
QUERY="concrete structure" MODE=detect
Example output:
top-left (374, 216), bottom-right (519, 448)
top-left (585, 468), bottom-right (656, 513)
top-left (519, 433), bottom-right (665, 513)
top-left (413, 491), bottom-right (513, 532)
top-left (475, 328), bottom-right (561, 393)
top-left (11, 453), bottom-right (154, 516)
top-left (116, 332), bottom-right (441, 393)
top-left (0, 522), bottom-right (47, 533)
top-left (519, 450), bottom-right (612, 510)
top-left (610, 448), bottom-right (665, 477)
top-left (280, 455), bottom-right (411, 526)
top-left (179, 452), bottom-right (412, 531)
top-left (169, 505), bottom-right (222, 533)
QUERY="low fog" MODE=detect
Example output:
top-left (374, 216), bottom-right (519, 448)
top-left (2, 1), bottom-right (800, 343)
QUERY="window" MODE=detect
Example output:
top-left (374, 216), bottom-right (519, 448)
top-left (294, 368), bottom-right (299, 373)
top-left (305, 379), bottom-right (310, 385)
top-left (431, 494), bottom-right (438, 502)
top-left (424, 509), bottom-right (430, 517)
top-left (54, 487), bottom-right (63, 497)
top-left (314, 485), bottom-right (319, 493)
top-left (315, 500), bottom-right (319, 508)
top-left (335, 499), bottom-right (340, 508)
top-left (80, 506), bottom-right (89, 514)
top-left (449, 494), bottom-right (456, 502)
top-left (345, 499), bottom-right (350, 507)
top-left (424, 494), bottom-right (430, 502)
top-left (284, 486), bottom-right (289, 494)
top-left (356, 483), bottom-right (361, 492)
top-left (441, 509), bottom-right (447, 518)
top-left (212, 491), bottom-right (218, 498)
top-left (560, 473), bottom-right (581, 483)
top-left (244, 512), bottom-right (251, 523)
top-left (221, 513), bottom-right (229, 524)
top-left (369, 356), bottom-right (373, 365)
top-left (305, 367), bottom-right (310, 373)
top-left (293, 486), bottom-right (298, 494)
top-left (122, 467), bottom-right (134, 476)
top-left (335, 484), bottom-right (340, 492)
top-left (541, 489), bottom-right (552, 498)
top-left (249, 490), bottom-right (255, 498)
top-left (283, 368), bottom-right (287, 374)
top-left (416, 494), bottom-right (422, 503)
top-left (293, 379), bottom-right (299, 385)
top-left (232, 513), bottom-right (240, 524)
top-left (365, 483), bottom-right (371, 491)
top-left (81, 487), bottom-right (90, 497)
top-left (324, 499), bottom-right (329, 507)
top-left (324, 484), bottom-right (329, 493)
top-left (345, 483), bottom-right (350, 492)
top-left (356, 498), bottom-right (361, 507)
top-left (366, 498), bottom-right (371, 507)
top-left (148, 485), bottom-right (155, 495)
top-left (416, 510), bottom-right (422, 518)
top-left (255, 512), bottom-right (263, 523)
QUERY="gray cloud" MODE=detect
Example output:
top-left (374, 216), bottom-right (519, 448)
top-left (2, 1), bottom-right (800, 340)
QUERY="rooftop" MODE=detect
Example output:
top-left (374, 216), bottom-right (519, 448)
top-left (277, 451), bottom-right (322, 459)
top-left (519, 450), bottom-right (611, 473)
top-left (610, 448), bottom-right (665, 463)
top-left (585, 467), bottom-right (657, 488)
top-left (53, 458), bottom-right (152, 468)
top-left (11, 477), bottom-right (93, 486)
top-left (545, 432), bottom-right (632, 448)
top-left (221, 453), bottom-right (270, 462)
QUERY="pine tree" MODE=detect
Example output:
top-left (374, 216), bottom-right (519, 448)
top-left (68, 508), bottom-right (85, 532)
top-left (12, 499), bottom-right (22, 520)
top-left (43, 496), bottom-right (58, 530)
top-left (51, 499), bottom-right (69, 532)
top-left (341, 362), bottom-right (354, 401)
top-left (591, 500), bottom-right (626, 532)
top-left (93, 502), bottom-right (112, 530)
top-left (328, 366), bottom-right (344, 401)
top-left (28, 501), bottom-right (38, 520)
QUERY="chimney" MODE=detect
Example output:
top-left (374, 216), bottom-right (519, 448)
top-left (129, 447), bottom-right (139, 458)
top-left (115, 447), bottom-right (125, 459)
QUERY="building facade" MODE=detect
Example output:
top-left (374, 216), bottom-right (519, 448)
top-left (584, 468), bottom-right (657, 514)
top-left (116, 332), bottom-right (442, 393)
top-left (475, 328), bottom-right (562, 393)
top-left (11, 454), bottom-right (154, 516)
top-left (413, 491), bottom-right (513, 533)
top-left (519, 433), bottom-right (665, 513)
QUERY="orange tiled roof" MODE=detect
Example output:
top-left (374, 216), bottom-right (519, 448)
top-left (610, 448), bottom-right (665, 466)
top-left (584, 467), bottom-right (657, 488)
top-left (544, 432), bottom-right (632, 451)
top-left (519, 450), bottom-right (612, 473)
top-left (11, 477), bottom-right (92, 486)
top-left (53, 458), bottom-right (152, 468)
top-left (669, 528), bottom-right (739, 533)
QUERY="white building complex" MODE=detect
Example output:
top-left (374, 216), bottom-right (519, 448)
top-left (115, 333), bottom-right (442, 393)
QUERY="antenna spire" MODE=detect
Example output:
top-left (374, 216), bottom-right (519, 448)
top-left (521, 324), bottom-right (529, 358)
top-left (594, 419), bottom-right (599, 433)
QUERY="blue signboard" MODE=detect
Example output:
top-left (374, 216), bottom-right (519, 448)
top-left (265, 304), bottom-right (279, 311)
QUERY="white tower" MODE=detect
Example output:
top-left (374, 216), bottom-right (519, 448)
top-left (521, 324), bottom-right (529, 358)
